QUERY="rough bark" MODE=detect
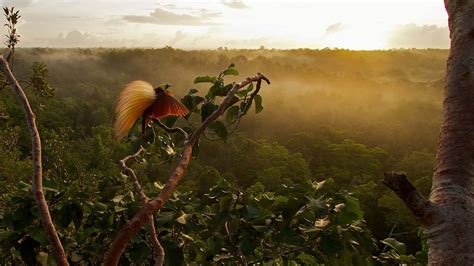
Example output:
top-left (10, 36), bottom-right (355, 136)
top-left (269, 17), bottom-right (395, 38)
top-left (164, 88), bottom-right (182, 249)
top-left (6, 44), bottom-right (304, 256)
top-left (104, 73), bottom-right (270, 265)
top-left (427, 1), bottom-right (474, 264)
top-left (0, 55), bottom-right (69, 265)
top-left (384, 1), bottom-right (474, 265)
top-left (383, 172), bottom-right (433, 223)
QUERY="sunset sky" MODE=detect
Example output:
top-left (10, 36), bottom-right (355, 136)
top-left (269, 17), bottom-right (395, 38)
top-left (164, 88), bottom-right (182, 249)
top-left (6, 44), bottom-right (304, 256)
top-left (1, 0), bottom-right (449, 50)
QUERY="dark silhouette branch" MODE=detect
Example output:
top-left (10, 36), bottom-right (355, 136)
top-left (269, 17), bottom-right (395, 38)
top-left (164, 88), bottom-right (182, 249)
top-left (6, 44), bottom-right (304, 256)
top-left (240, 74), bottom-right (267, 117)
top-left (154, 119), bottom-right (189, 140)
top-left (0, 55), bottom-right (68, 265)
top-left (383, 172), bottom-right (434, 224)
top-left (119, 146), bottom-right (164, 266)
top-left (104, 73), bottom-right (270, 265)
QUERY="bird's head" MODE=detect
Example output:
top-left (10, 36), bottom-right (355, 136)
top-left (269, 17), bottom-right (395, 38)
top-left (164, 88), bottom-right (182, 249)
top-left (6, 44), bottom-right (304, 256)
top-left (154, 83), bottom-right (172, 94)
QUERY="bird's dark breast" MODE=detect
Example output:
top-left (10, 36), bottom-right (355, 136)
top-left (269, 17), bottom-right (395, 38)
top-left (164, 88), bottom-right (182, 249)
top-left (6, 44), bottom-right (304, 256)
top-left (154, 87), bottom-right (166, 95)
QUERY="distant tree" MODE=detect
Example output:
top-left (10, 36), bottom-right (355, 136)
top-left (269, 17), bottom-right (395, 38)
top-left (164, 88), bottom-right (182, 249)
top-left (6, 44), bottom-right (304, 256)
top-left (384, 1), bottom-right (474, 264)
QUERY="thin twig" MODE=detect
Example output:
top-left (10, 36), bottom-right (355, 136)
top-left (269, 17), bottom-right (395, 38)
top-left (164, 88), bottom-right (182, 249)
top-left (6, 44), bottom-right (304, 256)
top-left (0, 55), bottom-right (68, 265)
top-left (224, 221), bottom-right (247, 265)
top-left (154, 119), bottom-right (189, 140)
top-left (119, 146), bottom-right (165, 266)
top-left (104, 73), bottom-right (270, 265)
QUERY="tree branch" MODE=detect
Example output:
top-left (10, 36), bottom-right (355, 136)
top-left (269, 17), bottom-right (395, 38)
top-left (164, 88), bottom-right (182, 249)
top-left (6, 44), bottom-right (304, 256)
top-left (154, 119), bottom-right (189, 140)
top-left (383, 172), bottom-right (433, 223)
top-left (104, 73), bottom-right (270, 265)
top-left (0, 55), bottom-right (68, 265)
top-left (119, 146), bottom-right (164, 266)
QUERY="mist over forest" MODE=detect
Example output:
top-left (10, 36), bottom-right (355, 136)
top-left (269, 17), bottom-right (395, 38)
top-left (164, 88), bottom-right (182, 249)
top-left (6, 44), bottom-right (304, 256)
top-left (0, 47), bottom-right (448, 264)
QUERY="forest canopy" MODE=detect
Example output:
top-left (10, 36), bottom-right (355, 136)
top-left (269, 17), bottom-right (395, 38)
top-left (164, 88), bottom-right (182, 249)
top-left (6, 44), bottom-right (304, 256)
top-left (0, 47), bottom-right (446, 264)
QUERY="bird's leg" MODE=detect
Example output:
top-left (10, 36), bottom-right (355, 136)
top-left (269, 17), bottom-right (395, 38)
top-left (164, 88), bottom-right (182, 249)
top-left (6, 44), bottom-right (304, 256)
top-left (141, 113), bottom-right (149, 135)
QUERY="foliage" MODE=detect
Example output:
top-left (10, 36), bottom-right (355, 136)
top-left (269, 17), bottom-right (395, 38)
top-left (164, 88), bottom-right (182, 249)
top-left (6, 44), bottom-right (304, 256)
top-left (3, 7), bottom-right (20, 51)
top-left (29, 62), bottom-right (55, 98)
top-left (0, 47), bottom-right (443, 264)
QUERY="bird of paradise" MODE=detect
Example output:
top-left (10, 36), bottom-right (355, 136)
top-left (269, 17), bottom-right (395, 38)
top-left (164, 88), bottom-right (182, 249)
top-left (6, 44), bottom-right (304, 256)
top-left (114, 81), bottom-right (189, 141)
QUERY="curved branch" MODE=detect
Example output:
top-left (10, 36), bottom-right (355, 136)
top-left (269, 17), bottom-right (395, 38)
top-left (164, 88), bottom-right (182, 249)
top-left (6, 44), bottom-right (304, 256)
top-left (154, 119), bottom-right (189, 140)
top-left (0, 55), bottom-right (68, 265)
top-left (104, 73), bottom-right (270, 265)
top-left (119, 146), bottom-right (165, 266)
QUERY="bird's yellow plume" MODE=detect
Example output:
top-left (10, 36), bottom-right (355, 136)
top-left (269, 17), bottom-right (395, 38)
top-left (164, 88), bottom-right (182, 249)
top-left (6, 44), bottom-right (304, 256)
top-left (114, 80), bottom-right (156, 141)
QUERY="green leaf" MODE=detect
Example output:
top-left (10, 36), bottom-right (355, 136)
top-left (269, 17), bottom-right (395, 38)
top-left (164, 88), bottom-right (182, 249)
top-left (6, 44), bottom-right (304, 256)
top-left (226, 106), bottom-right (240, 123)
top-left (36, 252), bottom-right (48, 266)
top-left (344, 195), bottom-right (363, 219)
top-left (29, 228), bottom-right (49, 245)
top-left (175, 211), bottom-right (191, 224)
top-left (114, 206), bottom-right (127, 212)
top-left (161, 116), bottom-right (178, 127)
top-left (222, 68), bottom-right (239, 76)
top-left (236, 83), bottom-right (253, 97)
top-left (156, 211), bottom-right (176, 224)
top-left (201, 102), bottom-right (218, 122)
top-left (43, 178), bottom-right (59, 193)
top-left (94, 202), bottom-right (108, 212)
top-left (128, 242), bottom-right (150, 262)
top-left (182, 95), bottom-right (205, 113)
top-left (297, 253), bottom-right (319, 264)
top-left (0, 229), bottom-right (16, 241)
top-left (382, 238), bottom-right (407, 255)
top-left (244, 204), bottom-right (261, 219)
top-left (164, 240), bottom-right (184, 265)
top-left (254, 94), bottom-right (263, 113)
top-left (194, 76), bottom-right (216, 84)
top-left (17, 181), bottom-right (31, 192)
top-left (180, 232), bottom-right (194, 241)
top-left (210, 83), bottom-right (232, 97)
top-left (209, 121), bottom-right (228, 142)
top-left (59, 205), bottom-right (73, 228)
top-left (252, 225), bottom-right (268, 233)
top-left (111, 194), bottom-right (125, 203)
top-left (188, 88), bottom-right (198, 95)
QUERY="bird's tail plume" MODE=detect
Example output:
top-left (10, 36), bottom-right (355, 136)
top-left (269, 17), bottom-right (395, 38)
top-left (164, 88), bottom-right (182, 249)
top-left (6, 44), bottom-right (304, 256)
top-left (114, 80), bottom-right (156, 141)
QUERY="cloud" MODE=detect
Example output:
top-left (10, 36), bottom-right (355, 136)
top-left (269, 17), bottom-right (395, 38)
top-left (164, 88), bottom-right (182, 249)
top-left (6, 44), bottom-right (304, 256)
top-left (123, 7), bottom-right (218, 26)
top-left (325, 22), bottom-right (344, 35)
top-left (38, 29), bottom-right (148, 48)
top-left (52, 30), bottom-right (93, 47)
top-left (169, 30), bottom-right (187, 45)
top-left (387, 24), bottom-right (449, 49)
top-left (221, 0), bottom-right (248, 9)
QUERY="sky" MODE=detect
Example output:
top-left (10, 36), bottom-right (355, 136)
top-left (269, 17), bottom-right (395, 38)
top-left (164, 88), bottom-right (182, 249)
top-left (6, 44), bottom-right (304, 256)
top-left (0, 0), bottom-right (450, 50)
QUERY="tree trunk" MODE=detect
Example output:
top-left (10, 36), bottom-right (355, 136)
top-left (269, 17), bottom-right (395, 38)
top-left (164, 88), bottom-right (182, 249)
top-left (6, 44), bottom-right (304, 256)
top-left (428, 0), bottom-right (474, 263)
top-left (384, 1), bottom-right (474, 265)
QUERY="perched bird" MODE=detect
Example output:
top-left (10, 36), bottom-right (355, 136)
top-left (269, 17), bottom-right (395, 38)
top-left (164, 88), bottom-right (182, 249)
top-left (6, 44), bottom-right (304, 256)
top-left (114, 81), bottom-right (189, 141)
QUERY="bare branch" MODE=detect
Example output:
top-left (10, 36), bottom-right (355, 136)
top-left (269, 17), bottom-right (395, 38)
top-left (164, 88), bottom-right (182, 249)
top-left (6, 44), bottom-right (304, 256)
top-left (0, 55), bottom-right (68, 265)
top-left (154, 119), bottom-right (189, 140)
top-left (104, 73), bottom-right (270, 265)
top-left (383, 172), bottom-right (435, 224)
top-left (119, 146), bottom-right (165, 266)
top-left (239, 73), bottom-right (267, 117)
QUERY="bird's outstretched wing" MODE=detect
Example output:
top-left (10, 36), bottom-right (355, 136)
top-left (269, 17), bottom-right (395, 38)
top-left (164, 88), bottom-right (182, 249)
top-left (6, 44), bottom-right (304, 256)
top-left (148, 91), bottom-right (189, 119)
top-left (114, 80), bottom-right (156, 141)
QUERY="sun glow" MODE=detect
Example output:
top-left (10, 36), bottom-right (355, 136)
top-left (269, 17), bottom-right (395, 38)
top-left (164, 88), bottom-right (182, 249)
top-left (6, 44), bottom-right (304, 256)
top-left (14, 0), bottom-right (449, 49)
top-left (323, 24), bottom-right (390, 50)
